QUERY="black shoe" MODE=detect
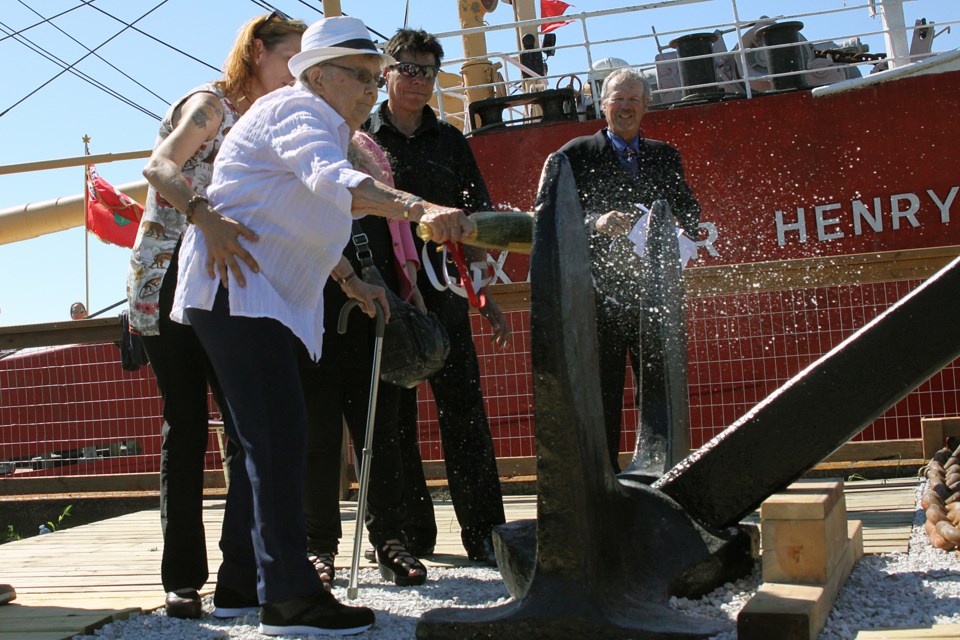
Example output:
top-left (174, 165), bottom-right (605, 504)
top-left (375, 539), bottom-right (427, 586)
top-left (464, 535), bottom-right (498, 567)
top-left (213, 583), bottom-right (259, 619)
top-left (259, 590), bottom-right (374, 636)
top-left (364, 543), bottom-right (435, 562)
top-left (165, 588), bottom-right (202, 619)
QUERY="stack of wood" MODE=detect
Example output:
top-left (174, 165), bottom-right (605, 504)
top-left (738, 480), bottom-right (863, 640)
top-left (922, 445), bottom-right (960, 549)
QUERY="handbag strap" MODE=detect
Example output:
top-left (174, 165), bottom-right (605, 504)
top-left (350, 220), bottom-right (375, 269)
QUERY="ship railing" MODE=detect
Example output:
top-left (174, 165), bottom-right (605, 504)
top-left (427, 0), bottom-right (957, 130)
top-left (432, 52), bottom-right (553, 132)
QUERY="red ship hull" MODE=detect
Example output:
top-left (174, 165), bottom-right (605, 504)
top-left (2, 71), bottom-right (959, 476)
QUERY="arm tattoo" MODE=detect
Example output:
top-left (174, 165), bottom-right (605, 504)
top-left (190, 107), bottom-right (210, 129)
top-left (190, 103), bottom-right (223, 130)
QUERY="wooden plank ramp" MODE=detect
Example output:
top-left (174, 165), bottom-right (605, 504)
top-left (854, 624), bottom-right (960, 638)
top-left (0, 481), bottom-right (914, 639)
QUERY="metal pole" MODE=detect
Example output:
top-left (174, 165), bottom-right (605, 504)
top-left (0, 148), bottom-right (151, 176)
top-left (82, 135), bottom-right (91, 313)
top-left (877, 0), bottom-right (910, 69)
top-left (579, 15), bottom-right (602, 119)
top-left (729, 0), bottom-right (753, 99)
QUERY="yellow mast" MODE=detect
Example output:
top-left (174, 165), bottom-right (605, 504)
top-left (321, 1), bottom-right (342, 17)
top-left (0, 180), bottom-right (148, 246)
top-left (458, 0), bottom-right (498, 114)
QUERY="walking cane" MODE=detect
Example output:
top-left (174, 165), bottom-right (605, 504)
top-left (337, 299), bottom-right (386, 600)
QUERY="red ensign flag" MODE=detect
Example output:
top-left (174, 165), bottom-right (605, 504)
top-left (541, 0), bottom-right (574, 33)
top-left (85, 164), bottom-right (143, 248)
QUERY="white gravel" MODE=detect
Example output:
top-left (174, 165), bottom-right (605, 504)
top-left (75, 480), bottom-right (960, 640)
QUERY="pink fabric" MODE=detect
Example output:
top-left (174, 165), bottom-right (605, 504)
top-left (352, 131), bottom-right (420, 299)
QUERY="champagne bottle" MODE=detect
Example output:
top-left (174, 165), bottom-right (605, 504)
top-left (417, 210), bottom-right (534, 253)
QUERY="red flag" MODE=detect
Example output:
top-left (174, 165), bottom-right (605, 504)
top-left (85, 164), bottom-right (143, 248)
top-left (541, 0), bottom-right (573, 33)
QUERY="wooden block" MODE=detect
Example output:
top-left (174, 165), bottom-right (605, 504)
top-left (760, 480), bottom-right (849, 585)
top-left (921, 417), bottom-right (960, 460)
top-left (760, 479), bottom-right (844, 520)
top-left (739, 525), bottom-right (862, 640)
top-left (762, 499), bottom-right (848, 584)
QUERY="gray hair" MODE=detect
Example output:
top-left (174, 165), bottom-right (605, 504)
top-left (600, 67), bottom-right (651, 105)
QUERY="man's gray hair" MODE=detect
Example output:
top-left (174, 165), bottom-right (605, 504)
top-left (600, 67), bottom-right (652, 105)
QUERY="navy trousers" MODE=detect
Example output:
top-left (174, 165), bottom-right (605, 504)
top-left (187, 287), bottom-right (323, 604)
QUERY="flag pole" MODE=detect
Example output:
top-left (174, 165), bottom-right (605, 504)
top-left (83, 134), bottom-right (91, 313)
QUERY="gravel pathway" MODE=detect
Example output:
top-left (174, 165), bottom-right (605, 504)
top-left (75, 480), bottom-right (960, 640)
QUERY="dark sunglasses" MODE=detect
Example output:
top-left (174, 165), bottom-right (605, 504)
top-left (390, 62), bottom-right (440, 82)
top-left (254, 9), bottom-right (293, 38)
top-left (326, 62), bottom-right (386, 89)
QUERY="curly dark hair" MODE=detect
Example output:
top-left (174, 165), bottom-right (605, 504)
top-left (384, 28), bottom-right (444, 64)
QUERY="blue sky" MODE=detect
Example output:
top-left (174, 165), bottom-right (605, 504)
top-left (1, 0), bottom-right (956, 327)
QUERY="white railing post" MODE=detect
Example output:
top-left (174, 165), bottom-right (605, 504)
top-left (877, 0), bottom-right (911, 69)
top-left (729, 0), bottom-right (754, 99)
top-left (579, 14), bottom-right (602, 119)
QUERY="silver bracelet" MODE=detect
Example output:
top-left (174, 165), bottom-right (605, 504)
top-left (402, 196), bottom-right (423, 220)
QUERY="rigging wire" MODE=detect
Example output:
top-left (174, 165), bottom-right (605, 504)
top-left (248, 0), bottom-right (277, 12)
top-left (82, 2), bottom-right (220, 73)
top-left (0, 1), bottom-right (170, 120)
top-left (291, 0), bottom-right (324, 16)
top-left (258, 0), bottom-right (392, 41)
top-left (0, 21), bottom-right (162, 121)
top-left (16, 0), bottom-right (170, 107)
top-left (0, 0), bottom-right (89, 43)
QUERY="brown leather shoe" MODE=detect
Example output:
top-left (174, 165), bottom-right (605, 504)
top-left (165, 588), bottom-right (202, 619)
top-left (0, 584), bottom-right (15, 605)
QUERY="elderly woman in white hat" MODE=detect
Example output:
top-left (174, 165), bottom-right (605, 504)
top-left (170, 15), bottom-right (473, 637)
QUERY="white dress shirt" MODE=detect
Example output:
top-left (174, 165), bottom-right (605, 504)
top-left (171, 81), bottom-right (369, 359)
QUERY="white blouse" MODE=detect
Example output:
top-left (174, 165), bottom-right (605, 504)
top-left (171, 81), bottom-right (369, 360)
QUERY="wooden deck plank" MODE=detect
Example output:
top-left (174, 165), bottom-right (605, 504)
top-left (855, 623), bottom-right (960, 638)
top-left (0, 633), bottom-right (93, 640)
top-left (0, 607), bottom-right (138, 632)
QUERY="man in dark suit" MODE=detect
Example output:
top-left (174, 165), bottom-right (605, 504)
top-left (558, 67), bottom-right (701, 472)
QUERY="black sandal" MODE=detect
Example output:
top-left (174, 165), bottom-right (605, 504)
top-left (375, 539), bottom-right (427, 586)
top-left (307, 550), bottom-right (336, 590)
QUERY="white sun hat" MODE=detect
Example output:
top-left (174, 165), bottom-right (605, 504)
top-left (288, 16), bottom-right (395, 79)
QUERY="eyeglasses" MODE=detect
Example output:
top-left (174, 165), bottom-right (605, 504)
top-left (389, 62), bottom-right (440, 82)
top-left (254, 9), bottom-right (293, 39)
top-left (325, 62), bottom-right (386, 89)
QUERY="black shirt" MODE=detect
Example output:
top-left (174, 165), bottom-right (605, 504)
top-left (365, 102), bottom-right (494, 324)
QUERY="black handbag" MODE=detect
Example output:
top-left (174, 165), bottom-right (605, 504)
top-left (350, 222), bottom-right (450, 389)
top-left (118, 310), bottom-right (149, 372)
